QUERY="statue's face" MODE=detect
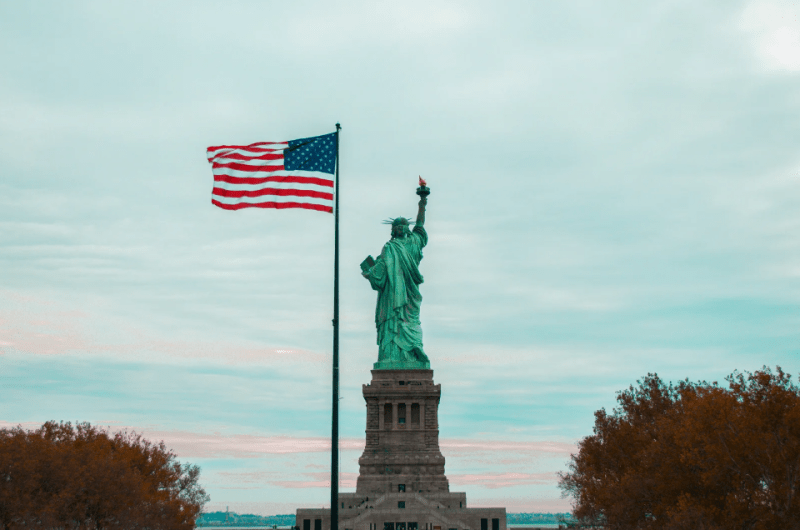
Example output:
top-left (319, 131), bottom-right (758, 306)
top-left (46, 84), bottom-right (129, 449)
top-left (391, 224), bottom-right (405, 238)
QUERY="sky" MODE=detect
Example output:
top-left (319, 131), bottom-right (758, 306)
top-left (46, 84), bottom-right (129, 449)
top-left (1, 0), bottom-right (800, 516)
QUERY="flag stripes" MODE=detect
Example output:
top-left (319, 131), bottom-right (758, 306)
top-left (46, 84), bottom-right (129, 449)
top-left (207, 135), bottom-right (335, 213)
top-left (212, 199), bottom-right (332, 212)
top-left (213, 175), bottom-right (333, 187)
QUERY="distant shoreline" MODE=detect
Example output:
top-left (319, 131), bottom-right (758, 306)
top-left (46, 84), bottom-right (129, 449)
top-left (197, 515), bottom-right (572, 524)
top-left (195, 523), bottom-right (558, 530)
top-left (196, 525), bottom-right (566, 529)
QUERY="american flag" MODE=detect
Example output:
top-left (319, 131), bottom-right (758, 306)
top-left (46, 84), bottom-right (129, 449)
top-left (207, 132), bottom-right (337, 213)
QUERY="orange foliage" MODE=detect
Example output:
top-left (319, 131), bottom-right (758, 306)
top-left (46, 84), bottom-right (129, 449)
top-left (0, 421), bottom-right (209, 530)
top-left (558, 366), bottom-right (800, 530)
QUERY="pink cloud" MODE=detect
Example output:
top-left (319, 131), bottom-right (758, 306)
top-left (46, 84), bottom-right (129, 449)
top-left (0, 288), bottom-right (326, 365)
top-left (272, 481), bottom-right (331, 489)
top-left (0, 425), bottom-right (574, 463)
top-left (215, 470), bottom-right (358, 489)
top-left (272, 472), bottom-right (358, 489)
top-left (448, 472), bottom-right (557, 489)
top-left (136, 430), bottom-right (575, 462)
top-left (144, 431), bottom-right (366, 459)
top-left (441, 440), bottom-right (575, 456)
top-left (209, 470), bottom-right (362, 490)
top-left (0, 421), bottom-right (43, 431)
top-left (0, 423), bottom-right (358, 459)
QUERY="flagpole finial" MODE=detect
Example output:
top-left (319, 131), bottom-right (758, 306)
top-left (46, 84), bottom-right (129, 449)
top-left (336, 122), bottom-right (341, 131)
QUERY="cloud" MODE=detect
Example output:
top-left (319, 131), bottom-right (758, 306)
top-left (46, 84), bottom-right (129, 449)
top-left (448, 472), bottom-right (557, 489)
top-left (740, 0), bottom-right (800, 71)
top-left (271, 472), bottom-right (360, 490)
top-left (43, 426), bottom-right (573, 463)
top-left (0, 288), bottom-right (328, 366)
top-left (151, 432), bottom-right (365, 459)
top-left (283, 1), bottom-right (475, 51)
top-left (440, 440), bottom-right (575, 457)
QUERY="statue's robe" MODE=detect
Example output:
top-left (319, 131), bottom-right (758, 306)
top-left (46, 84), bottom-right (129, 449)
top-left (366, 226), bottom-right (430, 366)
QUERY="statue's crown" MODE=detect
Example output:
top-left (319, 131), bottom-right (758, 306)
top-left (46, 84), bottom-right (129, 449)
top-left (383, 217), bottom-right (414, 226)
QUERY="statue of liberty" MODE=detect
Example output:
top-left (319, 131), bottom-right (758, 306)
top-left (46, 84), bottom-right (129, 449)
top-left (361, 179), bottom-right (431, 370)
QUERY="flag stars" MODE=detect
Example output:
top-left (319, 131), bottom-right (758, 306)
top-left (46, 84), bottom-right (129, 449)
top-left (285, 132), bottom-right (336, 174)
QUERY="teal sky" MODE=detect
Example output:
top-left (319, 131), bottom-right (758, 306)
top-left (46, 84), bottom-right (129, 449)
top-left (2, 0), bottom-right (799, 515)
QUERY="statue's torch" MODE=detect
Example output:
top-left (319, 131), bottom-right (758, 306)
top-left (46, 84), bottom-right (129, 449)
top-left (416, 176), bottom-right (430, 197)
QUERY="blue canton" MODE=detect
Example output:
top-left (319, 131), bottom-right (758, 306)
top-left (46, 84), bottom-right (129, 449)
top-left (284, 132), bottom-right (337, 174)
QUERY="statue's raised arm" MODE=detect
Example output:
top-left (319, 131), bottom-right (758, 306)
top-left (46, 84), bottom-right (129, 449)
top-left (361, 178), bottom-right (431, 370)
top-left (415, 175), bottom-right (429, 228)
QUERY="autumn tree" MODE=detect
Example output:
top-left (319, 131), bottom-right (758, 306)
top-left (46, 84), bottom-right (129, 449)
top-left (558, 366), bottom-right (800, 530)
top-left (0, 421), bottom-right (209, 530)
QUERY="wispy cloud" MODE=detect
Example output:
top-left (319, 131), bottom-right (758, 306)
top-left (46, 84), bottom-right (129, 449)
top-left (740, 0), bottom-right (800, 71)
top-left (448, 472), bottom-right (557, 489)
top-left (0, 288), bottom-right (328, 365)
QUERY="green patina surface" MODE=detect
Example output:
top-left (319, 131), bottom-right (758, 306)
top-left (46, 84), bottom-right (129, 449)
top-left (362, 212), bottom-right (430, 370)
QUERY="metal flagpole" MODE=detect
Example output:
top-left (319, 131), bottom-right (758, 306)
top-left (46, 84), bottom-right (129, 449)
top-left (331, 122), bottom-right (341, 530)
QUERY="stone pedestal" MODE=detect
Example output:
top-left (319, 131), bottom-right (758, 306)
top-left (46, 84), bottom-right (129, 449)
top-left (357, 369), bottom-right (448, 494)
top-left (296, 369), bottom-right (507, 530)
